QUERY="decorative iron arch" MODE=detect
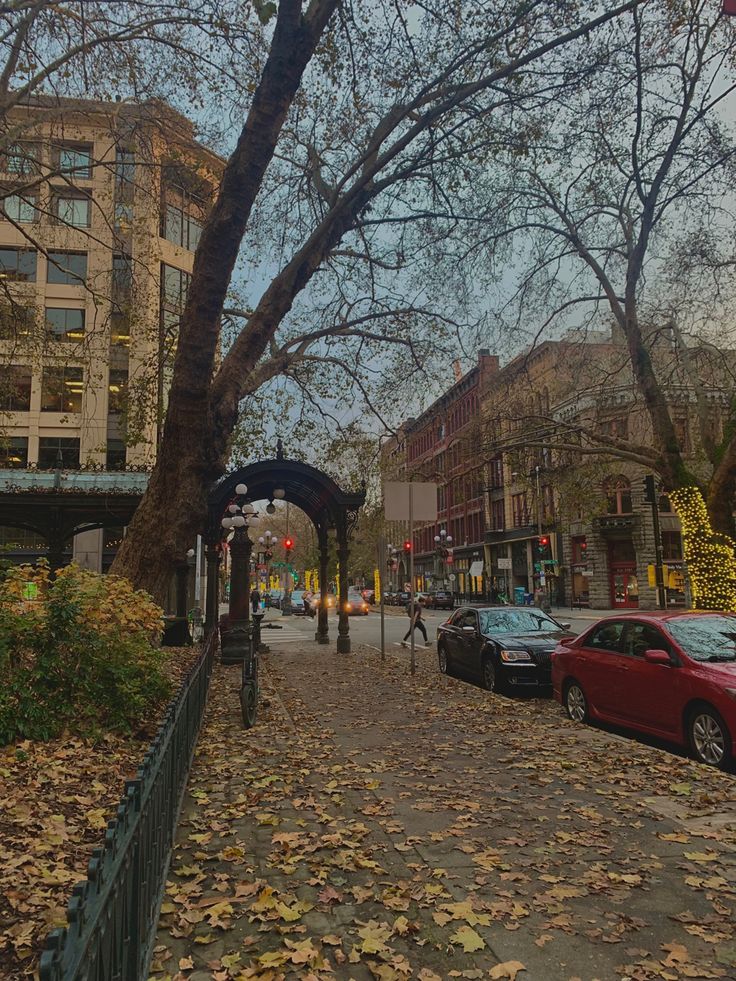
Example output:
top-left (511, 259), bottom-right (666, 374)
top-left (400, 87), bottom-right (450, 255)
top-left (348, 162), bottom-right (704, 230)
top-left (204, 444), bottom-right (366, 653)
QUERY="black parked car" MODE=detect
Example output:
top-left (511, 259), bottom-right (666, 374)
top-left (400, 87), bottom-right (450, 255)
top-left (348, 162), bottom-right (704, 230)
top-left (428, 590), bottom-right (454, 610)
top-left (436, 606), bottom-right (574, 693)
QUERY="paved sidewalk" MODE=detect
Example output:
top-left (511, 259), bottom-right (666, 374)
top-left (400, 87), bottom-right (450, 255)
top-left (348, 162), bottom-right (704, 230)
top-left (151, 641), bottom-right (736, 981)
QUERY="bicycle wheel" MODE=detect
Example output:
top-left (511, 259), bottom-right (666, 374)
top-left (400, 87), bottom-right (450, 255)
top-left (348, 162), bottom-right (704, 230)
top-left (240, 680), bottom-right (257, 728)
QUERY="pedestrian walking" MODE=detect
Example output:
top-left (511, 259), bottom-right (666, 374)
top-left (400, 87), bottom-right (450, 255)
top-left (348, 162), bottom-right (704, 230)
top-left (401, 596), bottom-right (430, 647)
top-left (250, 588), bottom-right (260, 614)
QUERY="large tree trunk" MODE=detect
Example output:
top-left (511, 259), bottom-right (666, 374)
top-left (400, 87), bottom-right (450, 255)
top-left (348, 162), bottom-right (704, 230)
top-left (111, 0), bottom-right (338, 601)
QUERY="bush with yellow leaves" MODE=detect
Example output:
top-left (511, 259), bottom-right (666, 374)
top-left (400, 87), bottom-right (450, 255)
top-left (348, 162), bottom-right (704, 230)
top-left (0, 561), bottom-right (170, 743)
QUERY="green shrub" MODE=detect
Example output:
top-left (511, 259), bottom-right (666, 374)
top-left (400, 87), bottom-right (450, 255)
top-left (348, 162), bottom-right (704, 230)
top-left (0, 562), bottom-right (169, 744)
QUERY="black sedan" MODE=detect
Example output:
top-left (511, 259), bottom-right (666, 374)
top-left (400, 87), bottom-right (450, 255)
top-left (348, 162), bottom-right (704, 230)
top-left (437, 606), bottom-right (574, 693)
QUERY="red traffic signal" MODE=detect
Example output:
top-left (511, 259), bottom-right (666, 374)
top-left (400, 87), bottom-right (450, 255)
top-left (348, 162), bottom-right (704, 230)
top-left (539, 535), bottom-right (549, 548)
top-left (284, 536), bottom-right (294, 551)
top-left (403, 540), bottom-right (411, 552)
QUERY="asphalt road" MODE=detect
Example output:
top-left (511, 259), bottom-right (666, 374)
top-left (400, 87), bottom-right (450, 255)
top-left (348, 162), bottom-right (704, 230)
top-left (261, 604), bottom-right (606, 655)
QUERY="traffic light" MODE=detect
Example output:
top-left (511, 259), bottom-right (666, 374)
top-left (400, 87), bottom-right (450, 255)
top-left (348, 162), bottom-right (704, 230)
top-left (643, 474), bottom-right (656, 505)
top-left (403, 540), bottom-right (411, 553)
top-left (284, 536), bottom-right (294, 552)
top-left (536, 535), bottom-right (550, 556)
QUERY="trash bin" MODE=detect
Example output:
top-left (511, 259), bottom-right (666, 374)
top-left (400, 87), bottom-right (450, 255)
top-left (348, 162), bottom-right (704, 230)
top-left (514, 586), bottom-right (526, 606)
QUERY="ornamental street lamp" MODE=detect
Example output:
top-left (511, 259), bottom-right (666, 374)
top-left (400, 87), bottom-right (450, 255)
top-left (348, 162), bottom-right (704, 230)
top-left (220, 484), bottom-right (263, 663)
top-left (433, 528), bottom-right (453, 589)
top-left (258, 530), bottom-right (278, 592)
top-left (386, 543), bottom-right (399, 591)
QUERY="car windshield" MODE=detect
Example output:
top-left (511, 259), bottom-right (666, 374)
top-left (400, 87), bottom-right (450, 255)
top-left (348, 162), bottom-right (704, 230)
top-left (665, 615), bottom-right (736, 662)
top-left (478, 609), bottom-right (559, 634)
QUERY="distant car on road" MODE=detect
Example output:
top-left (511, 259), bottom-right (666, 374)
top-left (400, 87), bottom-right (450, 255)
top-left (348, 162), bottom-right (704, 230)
top-left (553, 611), bottom-right (736, 770)
top-left (309, 592), bottom-right (336, 613)
top-left (361, 588), bottom-right (376, 604)
top-left (428, 590), bottom-right (454, 610)
top-left (437, 606), bottom-right (573, 693)
top-left (344, 590), bottom-right (370, 615)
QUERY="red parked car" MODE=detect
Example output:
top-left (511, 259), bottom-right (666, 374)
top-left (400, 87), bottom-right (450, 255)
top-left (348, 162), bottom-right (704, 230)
top-left (552, 611), bottom-right (736, 770)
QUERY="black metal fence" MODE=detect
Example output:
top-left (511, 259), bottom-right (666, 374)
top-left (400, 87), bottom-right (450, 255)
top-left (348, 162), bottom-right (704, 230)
top-left (39, 630), bottom-right (217, 981)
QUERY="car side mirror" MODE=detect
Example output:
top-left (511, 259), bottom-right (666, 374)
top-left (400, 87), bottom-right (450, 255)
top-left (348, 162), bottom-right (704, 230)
top-left (644, 648), bottom-right (671, 665)
top-left (559, 622), bottom-right (571, 630)
top-left (462, 625), bottom-right (476, 633)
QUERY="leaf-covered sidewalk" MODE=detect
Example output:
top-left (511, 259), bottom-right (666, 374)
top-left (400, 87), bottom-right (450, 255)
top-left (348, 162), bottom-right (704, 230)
top-left (152, 643), bottom-right (736, 981)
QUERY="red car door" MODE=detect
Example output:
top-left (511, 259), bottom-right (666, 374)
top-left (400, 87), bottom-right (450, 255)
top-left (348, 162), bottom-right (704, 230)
top-left (618, 621), bottom-right (682, 735)
top-left (574, 621), bottom-right (630, 718)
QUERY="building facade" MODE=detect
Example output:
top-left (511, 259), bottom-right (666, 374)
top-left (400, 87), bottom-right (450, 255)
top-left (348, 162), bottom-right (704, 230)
top-left (0, 96), bottom-right (222, 570)
top-left (480, 333), bottom-right (732, 610)
top-left (398, 350), bottom-right (498, 600)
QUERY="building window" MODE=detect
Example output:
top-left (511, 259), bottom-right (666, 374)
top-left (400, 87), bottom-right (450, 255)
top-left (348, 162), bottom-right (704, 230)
top-left (2, 365), bottom-right (32, 410)
top-left (41, 367), bottom-right (83, 412)
top-left (489, 456), bottom-right (503, 489)
top-left (163, 203), bottom-right (202, 251)
top-left (2, 191), bottom-right (37, 223)
top-left (658, 495), bottom-right (673, 513)
top-left (571, 535), bottom-right (588, 564)
top-left (112, 253), bottom-right (132, 296)
top-left (601, 416), bottom-right (629, 439)
top-left (108, 369), bottom-right (128, 414)
top-left (0, 302), bottom-right (35, 340)
top-left (512, 492), bottom-right (529, 528)
top-left (114, 202), bottom-right (133, 230)
top-left (106, 439), bottom-right (126, 471)
top-left (0, 436), bottom-right (28, 468)
top-left (673, 416), bottom-right (690, 455)
top-left (605, 477), bottom-right (633, 515)
top-left (45, 307), bottom-right (85, 342)
top-left (114, 150), bottom-right (135, 200)
top-left (54, 144), bottom-right (92, 178)
top-left (47, 251), bottom-right (87, 285)
top-left (662, 530), bottom-right (683, 562)
top-left (3, 143), bottom-right (39, 176)
top-left (110, 311), bottom-right (130, 348)
top-left (38, 437), bottom-right (80, 469)
top-left (162, 263), bottom-right (190, 310)
top-left (491, 499), bottom-right (505, 531)
top-left (54, 192), bottom-right (91, 227)
top-left (542, 484), bottom-right (555, 520)
top-left (0, 247), bottom-right (36, 281)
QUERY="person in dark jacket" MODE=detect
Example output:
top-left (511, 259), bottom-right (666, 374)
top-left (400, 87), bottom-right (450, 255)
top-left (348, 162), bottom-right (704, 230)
top-left (401, 597), bottom-right (430, 647)
top-left (250, 588), bottom-right (260, 614)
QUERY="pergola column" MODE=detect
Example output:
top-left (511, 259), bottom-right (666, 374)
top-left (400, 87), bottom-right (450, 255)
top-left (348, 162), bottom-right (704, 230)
top-left (228, 527), bottom-right (252, 624)
top-left (204, 543), bottom-right (221, 632)
top-left (336, 521), bottom-right (351, 654)
top-left (315, 527), bottom-right (330, 645)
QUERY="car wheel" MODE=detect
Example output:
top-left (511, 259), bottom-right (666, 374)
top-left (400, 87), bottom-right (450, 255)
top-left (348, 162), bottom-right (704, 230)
top-left (564, 680), bottom-right (588, 722)
top-left (688, 705), bottom-right (733, 770)
top-left (438, 641), bottom-right (451, 675)
top-left (481, 657), bottom-right (497, 692)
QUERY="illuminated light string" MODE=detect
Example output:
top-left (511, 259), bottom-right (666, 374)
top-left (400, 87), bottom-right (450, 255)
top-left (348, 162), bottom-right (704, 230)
top-left (669, 486), bottom-right (736, 611)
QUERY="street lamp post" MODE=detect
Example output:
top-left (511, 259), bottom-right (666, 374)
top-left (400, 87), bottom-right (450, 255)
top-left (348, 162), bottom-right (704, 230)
top-left (258, 530), bottom-right (278, 598)
top-left (220, 485), bottom-right (261, 663)
top-left (386, 543), bottom-right (399, 592)
top-left (433, 528), bottom-right (453, 590)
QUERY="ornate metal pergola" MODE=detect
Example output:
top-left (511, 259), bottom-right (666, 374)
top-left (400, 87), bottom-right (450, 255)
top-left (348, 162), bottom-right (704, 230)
top-left (205, 445), bottom-right (365, 653)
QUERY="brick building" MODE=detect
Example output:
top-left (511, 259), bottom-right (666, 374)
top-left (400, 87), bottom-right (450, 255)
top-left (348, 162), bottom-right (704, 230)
top-left (399, 350), bottom-right (498, 600)
top-left (481, 332), bottom-right (733, 610)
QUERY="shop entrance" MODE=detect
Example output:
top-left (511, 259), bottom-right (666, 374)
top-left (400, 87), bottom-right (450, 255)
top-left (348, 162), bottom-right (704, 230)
top-left (608, 539), bottom-right (639, 608)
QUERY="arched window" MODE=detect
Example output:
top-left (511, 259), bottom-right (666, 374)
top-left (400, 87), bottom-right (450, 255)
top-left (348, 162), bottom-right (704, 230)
top-left (604, 476), bottom-right (632, 515)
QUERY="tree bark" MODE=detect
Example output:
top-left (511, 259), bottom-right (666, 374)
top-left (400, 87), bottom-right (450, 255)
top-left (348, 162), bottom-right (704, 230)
top-left (111, 0), bottom-right (338, 601)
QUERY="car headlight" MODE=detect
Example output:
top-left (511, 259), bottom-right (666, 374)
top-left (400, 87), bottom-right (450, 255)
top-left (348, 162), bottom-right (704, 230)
top-left (499, 649), bottom-right (533, 663)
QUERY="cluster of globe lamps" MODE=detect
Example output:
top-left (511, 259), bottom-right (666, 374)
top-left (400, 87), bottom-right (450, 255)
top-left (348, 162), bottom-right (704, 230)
top-left (220, 484), bottom-right (286, 532)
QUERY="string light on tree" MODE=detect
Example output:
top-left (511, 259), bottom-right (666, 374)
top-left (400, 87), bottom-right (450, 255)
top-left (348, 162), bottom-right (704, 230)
top-left (669, 486), bottom-right (736, 611)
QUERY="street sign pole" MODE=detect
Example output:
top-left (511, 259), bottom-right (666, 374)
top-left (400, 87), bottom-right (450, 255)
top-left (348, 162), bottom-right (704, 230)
top-left (378, 534), bottom-right (385, 660)
top-left (409, 483), bottom-right (416, 676)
